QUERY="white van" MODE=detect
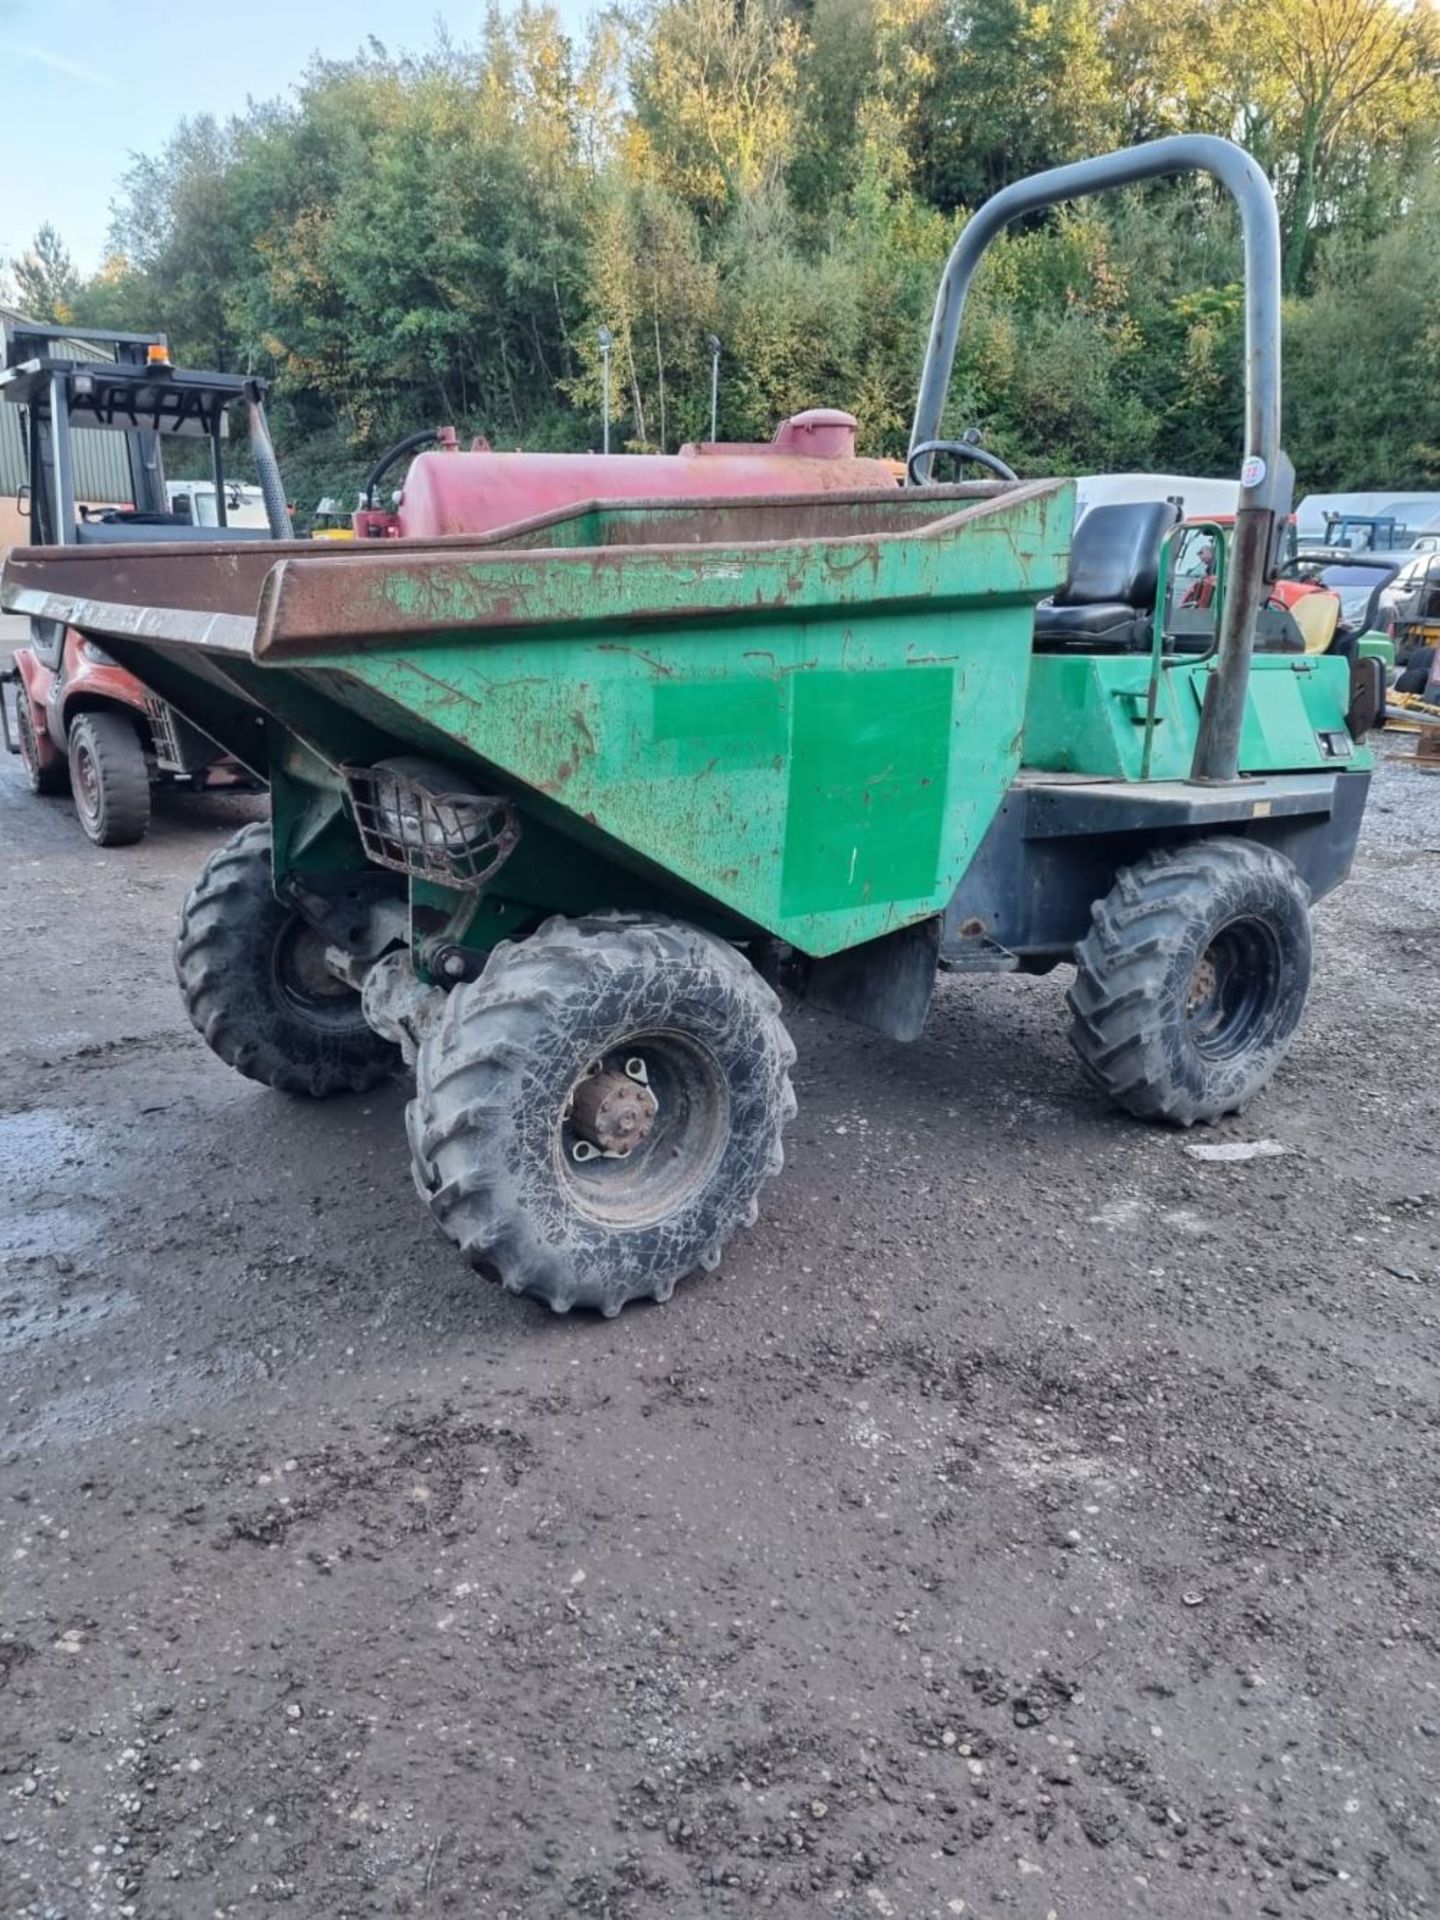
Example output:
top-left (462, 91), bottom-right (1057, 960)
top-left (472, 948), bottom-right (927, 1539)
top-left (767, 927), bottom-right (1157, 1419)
top-left (166, 480), bottom-right (271, 530)
top-left (1074, 473), bottom-right (1238, 525)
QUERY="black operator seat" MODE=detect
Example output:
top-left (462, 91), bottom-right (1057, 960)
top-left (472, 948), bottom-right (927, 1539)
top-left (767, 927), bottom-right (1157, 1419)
top-left (1033, 500), bottom-right (1181, 653)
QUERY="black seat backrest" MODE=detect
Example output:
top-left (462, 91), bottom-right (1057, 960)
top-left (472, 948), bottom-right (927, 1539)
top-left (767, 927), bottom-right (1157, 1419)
top-left (1057, 501), bottom-right (1180, 610)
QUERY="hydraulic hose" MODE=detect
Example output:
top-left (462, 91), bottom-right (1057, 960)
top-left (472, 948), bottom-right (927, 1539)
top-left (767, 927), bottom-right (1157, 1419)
top-left (365, 430), bottom-right (442, 510)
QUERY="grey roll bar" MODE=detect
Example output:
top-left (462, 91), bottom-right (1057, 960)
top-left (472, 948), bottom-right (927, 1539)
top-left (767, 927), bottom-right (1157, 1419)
top-left (909, 135), bottom-right (1289, 786)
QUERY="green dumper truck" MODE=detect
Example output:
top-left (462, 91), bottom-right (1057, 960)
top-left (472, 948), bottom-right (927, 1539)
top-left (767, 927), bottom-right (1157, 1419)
top-left (1, 138), bottom-right (1379, 1316)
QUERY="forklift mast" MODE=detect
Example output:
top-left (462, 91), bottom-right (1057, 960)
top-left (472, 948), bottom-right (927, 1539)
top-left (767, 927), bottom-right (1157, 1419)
top-left (2, 322), bottom-right (171, 545)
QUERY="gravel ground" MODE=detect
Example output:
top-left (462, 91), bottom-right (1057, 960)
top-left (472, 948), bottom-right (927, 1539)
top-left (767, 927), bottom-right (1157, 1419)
top-left (2, 693), bottom-right (1439, 1920)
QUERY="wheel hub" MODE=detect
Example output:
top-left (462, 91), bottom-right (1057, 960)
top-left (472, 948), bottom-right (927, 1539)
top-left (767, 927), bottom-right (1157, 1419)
top-left (1186, 951), bottom-right (1218, 1016)
top-left (75, 743), bottom-right (99, 815)
top-left (273, 919), bottom-right (364, 1023)
top-left (1183, 918), bottom-right (1281, 1058)
top-left (569, 1060), bottom-right (659, 1160)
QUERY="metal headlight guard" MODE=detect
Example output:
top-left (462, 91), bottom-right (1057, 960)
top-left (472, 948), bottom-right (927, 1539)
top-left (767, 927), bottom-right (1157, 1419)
top-left (344, 757), bottom-right (520, 890)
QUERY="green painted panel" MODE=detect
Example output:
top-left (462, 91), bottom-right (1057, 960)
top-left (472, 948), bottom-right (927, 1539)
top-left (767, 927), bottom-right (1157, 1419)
top-left (652, 678), bottom-right (789, 774)
top-left (1189, 659), bottom-right (1371, 774)
top-left (781, 668), bottom-right (950, 916)
top-left (1016, 655), bottom-right (1135, 775)
top-left (1023, 652), bottom-right (1370, 781)
top-left (323, 600), bottom-right (1038, 956)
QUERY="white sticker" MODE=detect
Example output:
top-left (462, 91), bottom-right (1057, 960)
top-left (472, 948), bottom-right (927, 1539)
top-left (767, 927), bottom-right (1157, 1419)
top-left (1241, 453), bottom-right (1267, 488)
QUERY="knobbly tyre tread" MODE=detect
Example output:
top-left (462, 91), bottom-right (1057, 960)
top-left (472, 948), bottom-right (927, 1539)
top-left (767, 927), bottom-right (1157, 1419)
top-left (1066, 837), bottom-right (1313, 1127)
top-left (174, 821), bottom-right (399, 1097)
top-left (407, 914), bottom-right (798, 1316)
top-left (68, 709), bottom-right (151, 846)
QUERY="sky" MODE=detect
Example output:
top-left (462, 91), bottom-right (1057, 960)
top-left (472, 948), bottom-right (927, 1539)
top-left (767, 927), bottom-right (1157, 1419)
top-left (0, 0), bottom-right (591, 276)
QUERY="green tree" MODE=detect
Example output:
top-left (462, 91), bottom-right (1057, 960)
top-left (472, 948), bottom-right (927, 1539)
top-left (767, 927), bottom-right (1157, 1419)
top-left (1246, 0), bottom-right (1440, 291)
top-left (1103, 0), bottom-right (1226, 144)
top-left (1108, 0), bottom-right (1440, 290)
top-left (788, 0), bottom-right (885, 217)
top-left (630, 0), bottom-right (808, 219)
top-left (1286, 158), bottom-right (1440, 485)
top-left (10, 224), bottom-right (80, 324)
top-left (568, 175), bottom-right (719, 448)
top-left (913, 0), bottom-right (1116, 209)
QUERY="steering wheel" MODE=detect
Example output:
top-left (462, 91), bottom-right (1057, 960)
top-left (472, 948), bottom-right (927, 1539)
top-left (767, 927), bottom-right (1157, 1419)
top-left (907, 433), bottom-right (1018, 486)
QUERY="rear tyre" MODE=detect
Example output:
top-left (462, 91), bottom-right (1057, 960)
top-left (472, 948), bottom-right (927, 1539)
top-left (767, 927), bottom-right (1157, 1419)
top-left (1067, 837), bottom-right (1312, 1126)
top-left (67, 709), bottom-right (150, 846)
top-left (16, 697), bottom-right (69, 795)
top-left (175, 821), bottom-right (400, 1097)
top-left (408, 916), bottom-right (798, 1316)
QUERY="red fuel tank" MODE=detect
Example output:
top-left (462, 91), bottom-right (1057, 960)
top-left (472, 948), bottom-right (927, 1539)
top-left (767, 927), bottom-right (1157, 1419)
top-left (361, 410), bottom-right (899, 541)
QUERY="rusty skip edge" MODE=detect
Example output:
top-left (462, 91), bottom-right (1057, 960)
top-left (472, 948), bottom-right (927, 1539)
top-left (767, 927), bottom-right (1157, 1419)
top-left (0, 477), bottom-right (1069, 661)
top-left (1, 532), bottom-right (337, 621)
top-left (252, 479), bottom-right (1071, 658)
top-left (0, 481), bottom-right (1013, 631)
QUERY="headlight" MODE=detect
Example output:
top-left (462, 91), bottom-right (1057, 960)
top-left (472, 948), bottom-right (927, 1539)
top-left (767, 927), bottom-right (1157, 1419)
top-left (80, 641), bottom-right (117, 666)
top-left (344, 757), bottom-right (520, 889)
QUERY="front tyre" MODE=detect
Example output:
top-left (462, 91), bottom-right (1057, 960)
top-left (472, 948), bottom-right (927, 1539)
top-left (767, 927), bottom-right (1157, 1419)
top-left (1067, 837), bottom-right (1312, 1126)
top-left (175, 821), bottom-right (400, 1097)
top-left (408, 916), bottom-right (797, 1316)
top-left (68, 709), bottom-right (150, 845)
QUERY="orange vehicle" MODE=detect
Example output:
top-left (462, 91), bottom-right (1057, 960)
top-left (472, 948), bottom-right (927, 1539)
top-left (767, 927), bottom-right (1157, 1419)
top-left (6, 620), bottom-right (266, 843)
top-left (1171, 516), bottom-right (1342, 652)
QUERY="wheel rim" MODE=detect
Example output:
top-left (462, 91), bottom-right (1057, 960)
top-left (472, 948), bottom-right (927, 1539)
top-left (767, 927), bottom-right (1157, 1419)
top-left (555, 1031), bottom-right (730, 1228)
top-left (72, 738), bottom-right (101, 825)
top-left (271, 918), bottom-right (368, 1032)
top-left (1183, 916), bottom-right (1284, 1059)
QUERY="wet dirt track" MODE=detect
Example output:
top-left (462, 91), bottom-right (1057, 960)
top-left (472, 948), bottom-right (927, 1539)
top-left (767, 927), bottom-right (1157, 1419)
top-left (3, 665), bottom-right (1439, 1918)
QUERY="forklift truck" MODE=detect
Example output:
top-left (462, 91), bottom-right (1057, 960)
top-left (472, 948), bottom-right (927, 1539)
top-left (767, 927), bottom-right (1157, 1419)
top-left (0, 321), bottom-right (290, 844)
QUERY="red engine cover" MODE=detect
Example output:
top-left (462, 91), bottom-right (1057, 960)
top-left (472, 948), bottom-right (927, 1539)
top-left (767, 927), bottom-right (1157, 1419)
top-left (370, 410), bottom-right (898, 541)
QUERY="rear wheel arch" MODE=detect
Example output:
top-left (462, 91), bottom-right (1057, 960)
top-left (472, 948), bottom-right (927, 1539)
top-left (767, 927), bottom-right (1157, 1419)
top-left (61, 690), bottom-right (157, 755)
top-left (15, 693), bottom-right (69, 794)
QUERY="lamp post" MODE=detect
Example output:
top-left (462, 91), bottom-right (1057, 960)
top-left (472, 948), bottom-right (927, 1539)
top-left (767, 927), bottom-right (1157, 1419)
top-left (597, 327), bottom-right (613, 455)
top-left (706, 333), bottom-right (721, 445)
